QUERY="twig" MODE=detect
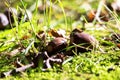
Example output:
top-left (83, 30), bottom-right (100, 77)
top-left (0, 63), bottom-right (34, 78)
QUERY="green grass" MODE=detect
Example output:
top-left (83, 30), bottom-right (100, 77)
top-left (0, 0), bottom-right (120, 80)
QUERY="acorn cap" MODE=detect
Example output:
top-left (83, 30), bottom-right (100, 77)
top-left (47, 37), bottom-right (67, 56)
top-left (0, 13), bottom-right (9, 29)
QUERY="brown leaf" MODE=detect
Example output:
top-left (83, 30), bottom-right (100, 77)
top-left (48, 29), bottom-right (66, 38)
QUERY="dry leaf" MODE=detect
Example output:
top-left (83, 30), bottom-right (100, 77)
top-left (48, 29), bottom-right (66, 38)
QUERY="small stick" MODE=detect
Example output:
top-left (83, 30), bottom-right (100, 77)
top-left (0, 63), bottom-right (34, 78)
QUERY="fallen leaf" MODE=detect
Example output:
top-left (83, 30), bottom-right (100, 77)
top-left (48, 29), bottom-right (66, 38)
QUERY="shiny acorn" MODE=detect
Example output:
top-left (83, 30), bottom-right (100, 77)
top-left (47, 37), bottom-right (67, 56)
top-left (0, 13), bottom-right (9, 29)
top-left (70, 28), bottom-right (98, 53)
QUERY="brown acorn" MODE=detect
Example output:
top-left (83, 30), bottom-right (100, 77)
top-left (4, 7), bottom-right (17, 24)
top-left (86, 10), bottom-right (109, 22)
top-left (70, 28), bottom-right (98, 53)
top-left (0, 13), bottom-right (9, 29)
top-left (47, 37), bottom-right (67, 56)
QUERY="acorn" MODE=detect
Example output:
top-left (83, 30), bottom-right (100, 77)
top-left (18, 9), bottom-right (32, 22)
top-left (70, 28), bottom-right (98, 53)
top-left (47, 37), bottom-right (67, 56)
top-left (0, 13), bottom-right (9, 29)
top-left (85, 10), bottom-right (109, 22)
top-left (4, 7), bottom-right (17, 24)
